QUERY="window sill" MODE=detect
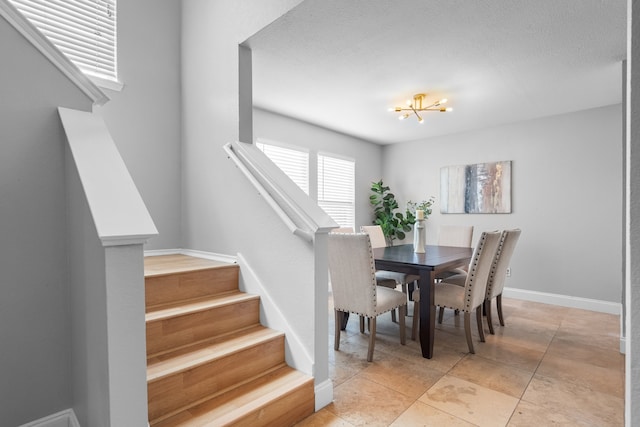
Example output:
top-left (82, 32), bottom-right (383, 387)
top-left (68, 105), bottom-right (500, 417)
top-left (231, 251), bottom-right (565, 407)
top-left (89, 75), bottom-right (124, 92)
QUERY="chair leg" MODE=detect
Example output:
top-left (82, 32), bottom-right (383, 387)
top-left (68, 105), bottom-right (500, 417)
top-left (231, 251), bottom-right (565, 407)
top-left (399, 305), bottom-right (406, 345)
top-left (367, 317), bottom-right (377, 362)
top-left (464, 312), bottom-right (475, 354)
top-left (485, 299), bottom-right (495, 335)
top-left (476, 306), bottom-right (486, 342)
top-left (438, 306), bottom-right (445, 324)
top-left (412, 299), bottom-right (419, 340)
top-left (340, 311), bottom-right (350, 330)
top-left (391, 308), bottom-right (397, 323)
top-left (359, 315), bottom-right (365, 333)
top-left (497, 294), bottom-right (505, 326)
top-left (334, 310), bottom-right (341, 351)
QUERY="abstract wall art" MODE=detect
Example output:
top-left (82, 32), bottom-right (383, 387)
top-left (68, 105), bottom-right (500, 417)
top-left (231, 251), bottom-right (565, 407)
top-left (440, 160), bottom-right (512, 214)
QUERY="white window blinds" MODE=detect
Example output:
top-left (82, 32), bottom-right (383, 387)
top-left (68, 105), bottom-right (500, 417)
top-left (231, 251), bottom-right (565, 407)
top-left (9, 0), bottom-right (117, 82)
top-left (256, 141), bottom-right (309, 195)
top-left (318, 154), bottom-right (355, 229)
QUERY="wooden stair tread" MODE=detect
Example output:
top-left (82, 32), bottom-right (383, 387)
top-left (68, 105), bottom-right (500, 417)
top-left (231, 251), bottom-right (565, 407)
top-left (151, 366), bottom-right (314, 427)
top-left (145, 254), bottom-right (236, 278)
top-left (146, 292), bottom-right (258, 322)
top-left (147, 325), bottom-right (284, 382)
top-left (145, 253), bottom-right (314, 426)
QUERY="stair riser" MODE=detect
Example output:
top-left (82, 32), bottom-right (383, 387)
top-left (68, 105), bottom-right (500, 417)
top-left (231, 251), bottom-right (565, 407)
top-left (146, 299), bottom-right (260, 356)
top-left (148, 336), bottom-right (285, 421)
top-left (146, 266), bottom-right (239, 309)
top-left (226, 382), bottom-right (315, 427)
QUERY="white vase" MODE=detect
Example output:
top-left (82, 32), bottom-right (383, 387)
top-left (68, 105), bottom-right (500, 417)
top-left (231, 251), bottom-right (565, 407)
top-left (413, 219), bottom-right (425, 253)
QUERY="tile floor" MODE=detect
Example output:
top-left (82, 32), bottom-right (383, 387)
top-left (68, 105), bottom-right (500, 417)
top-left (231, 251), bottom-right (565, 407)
top-left (296, 296), bottom-right (624, 426)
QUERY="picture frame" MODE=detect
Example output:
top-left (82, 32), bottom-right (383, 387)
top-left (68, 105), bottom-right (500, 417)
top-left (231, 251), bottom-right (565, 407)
top-left (440, 160), bottom-right (512, 214)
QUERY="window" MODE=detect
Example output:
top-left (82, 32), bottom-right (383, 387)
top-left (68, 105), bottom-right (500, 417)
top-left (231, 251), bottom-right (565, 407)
top-left (9, 0), bottom-right (118, 83)
top-left (256, 141), bottom-right (309, 194)
top-left (318, 153), bottom-right (355, 229)
top-left (256, 140), bottom-right (356, 229)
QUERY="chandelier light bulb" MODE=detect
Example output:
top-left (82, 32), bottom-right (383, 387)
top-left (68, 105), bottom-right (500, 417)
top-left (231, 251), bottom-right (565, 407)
top-left (440, 98), bottom-right (448, 104)
top-left (418, 117), bottom-right (424, 124)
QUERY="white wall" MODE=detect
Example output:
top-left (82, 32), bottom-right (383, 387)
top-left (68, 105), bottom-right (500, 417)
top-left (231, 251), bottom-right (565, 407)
top-left (0, 14), bottom-right (93, 427)
top-left (182, 0), bottom-right (330, 371)
top-left (383, 105), bottom-right (623, 304)
top-left (254, 108), bottom-right (385, 229)
top-left (97, 0), bottom-right (182, 250)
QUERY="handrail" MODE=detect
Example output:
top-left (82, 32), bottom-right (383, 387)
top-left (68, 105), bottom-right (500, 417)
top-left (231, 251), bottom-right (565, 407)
top-left (224, 142), bottom-right (315, 242)
top-left (224, 141), bottom-right (338, 242)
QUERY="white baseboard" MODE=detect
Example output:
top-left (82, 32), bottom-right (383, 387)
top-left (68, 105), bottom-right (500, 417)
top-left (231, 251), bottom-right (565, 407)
top-left (180, 248), bottom-right (237, 264)
top-left (314, 379), bottom-right (334, 411)
top-left (503, 287), bottom-right (621, 315)
top-left (144, 248), bottom-right (237, 264)
top-left (19, 409), bottom-right (80, 427)
top-left (143, 248), bottom-right (180, 256)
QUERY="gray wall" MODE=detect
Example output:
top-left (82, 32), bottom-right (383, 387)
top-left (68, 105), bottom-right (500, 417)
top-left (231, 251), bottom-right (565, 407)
top-left (0, 16), bottom-right (93, 426)
top-left (626, 0), bottom-right (640, 421)
top-left (383, 104), bottom-right (623, 304)
top-left (254, 108), bottom-right (385, 230)
top-left (97, 0), bottom-right (182, 251)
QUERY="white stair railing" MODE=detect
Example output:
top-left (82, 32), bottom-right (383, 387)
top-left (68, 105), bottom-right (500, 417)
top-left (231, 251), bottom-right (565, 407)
top-left (224, 141), bottom-right (337, 241)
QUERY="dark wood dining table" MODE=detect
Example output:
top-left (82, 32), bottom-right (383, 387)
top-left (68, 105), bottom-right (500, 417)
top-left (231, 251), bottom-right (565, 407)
top-left (373, 244), bottom-right (473, 359)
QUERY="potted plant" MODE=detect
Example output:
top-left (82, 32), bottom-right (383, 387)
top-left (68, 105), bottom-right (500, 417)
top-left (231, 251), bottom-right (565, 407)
top-left (369, 180), bottom-right (416, 245)
top-left (407, 197), bottom-right (436, 219)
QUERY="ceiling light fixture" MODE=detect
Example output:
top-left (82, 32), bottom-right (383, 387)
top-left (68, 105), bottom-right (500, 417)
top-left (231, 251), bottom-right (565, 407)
top-left (389, 93), bottom-right (452, 124)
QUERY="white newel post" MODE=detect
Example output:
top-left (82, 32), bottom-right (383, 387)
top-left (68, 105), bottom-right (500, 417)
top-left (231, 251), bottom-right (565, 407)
top-left (103, 243), bottom-right (149, 426)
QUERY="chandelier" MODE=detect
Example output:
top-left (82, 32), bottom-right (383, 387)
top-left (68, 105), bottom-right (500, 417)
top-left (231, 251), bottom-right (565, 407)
top-left (390, 93), bottom-right (452, 123)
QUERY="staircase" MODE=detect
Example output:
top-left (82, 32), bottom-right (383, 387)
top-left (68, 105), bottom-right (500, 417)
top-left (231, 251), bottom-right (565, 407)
top-left (144, 254), bottom-right (315, 426)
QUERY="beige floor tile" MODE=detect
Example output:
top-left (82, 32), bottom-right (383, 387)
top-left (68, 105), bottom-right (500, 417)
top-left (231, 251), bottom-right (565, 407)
top-left (448, 354), bottom-right (534, 398)
top-left (553, 327), bottom-right (620, 352)
top-left (294, 408), bottom-right (355, 426)
top-left (546, 336), bottom-right (624, 371)
top-left (521, 374), bottom-right (624, 426)
top-left (328, 375), bottom-right (415, 426)
top-left (390, 401), bottom-right (476, 426)
top-left (473, 336), bottom-right (545, 373)
top-left (316, 296), bottom-right (625, 427)
top-left (507, 400), bottom-right (593, 426)
top-left (358, 353), bottom-right (444, 399)
top-left (501, 300), bottom-right (568, 326)
top-left (419, 375), bottom-right (519, 427)
top-left (535, 352), bottom-right (624, 398)
top-left (485, 320), bottom-right (556, 353)
top-left (561, 308), bottom-right (620, 334)
top-left (330, 359), bottom-right (362, 387)
top-left (433, 325), bottom-right (482, 354)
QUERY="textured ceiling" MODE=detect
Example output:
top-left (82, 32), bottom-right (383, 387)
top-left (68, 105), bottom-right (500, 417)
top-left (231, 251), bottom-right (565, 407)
top-left (245, 0), bottom-right (626, 144)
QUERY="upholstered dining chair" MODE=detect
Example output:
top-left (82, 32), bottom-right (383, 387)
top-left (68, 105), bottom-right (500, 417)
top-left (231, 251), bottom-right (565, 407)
top-left (438, 228), bottom-right (522, 335)
top-left (411, 230), bottom-right (501, 353)
top-left (329, 227), bottom-right (397, 330)
top-left (436, 225), bottom-right (474, 280)
top-left (330, 226), bottom-right (397, 295)
top-left (485, 228), bottom-right (521, 334)
top-left (332, 226), bottom-right (356, 234)
top-left (328, 233), bottom-right (407, 362)
top-left (360, 225), bottom-right (420, 313)
top-left (438, 225), bottom-right (474, 247)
